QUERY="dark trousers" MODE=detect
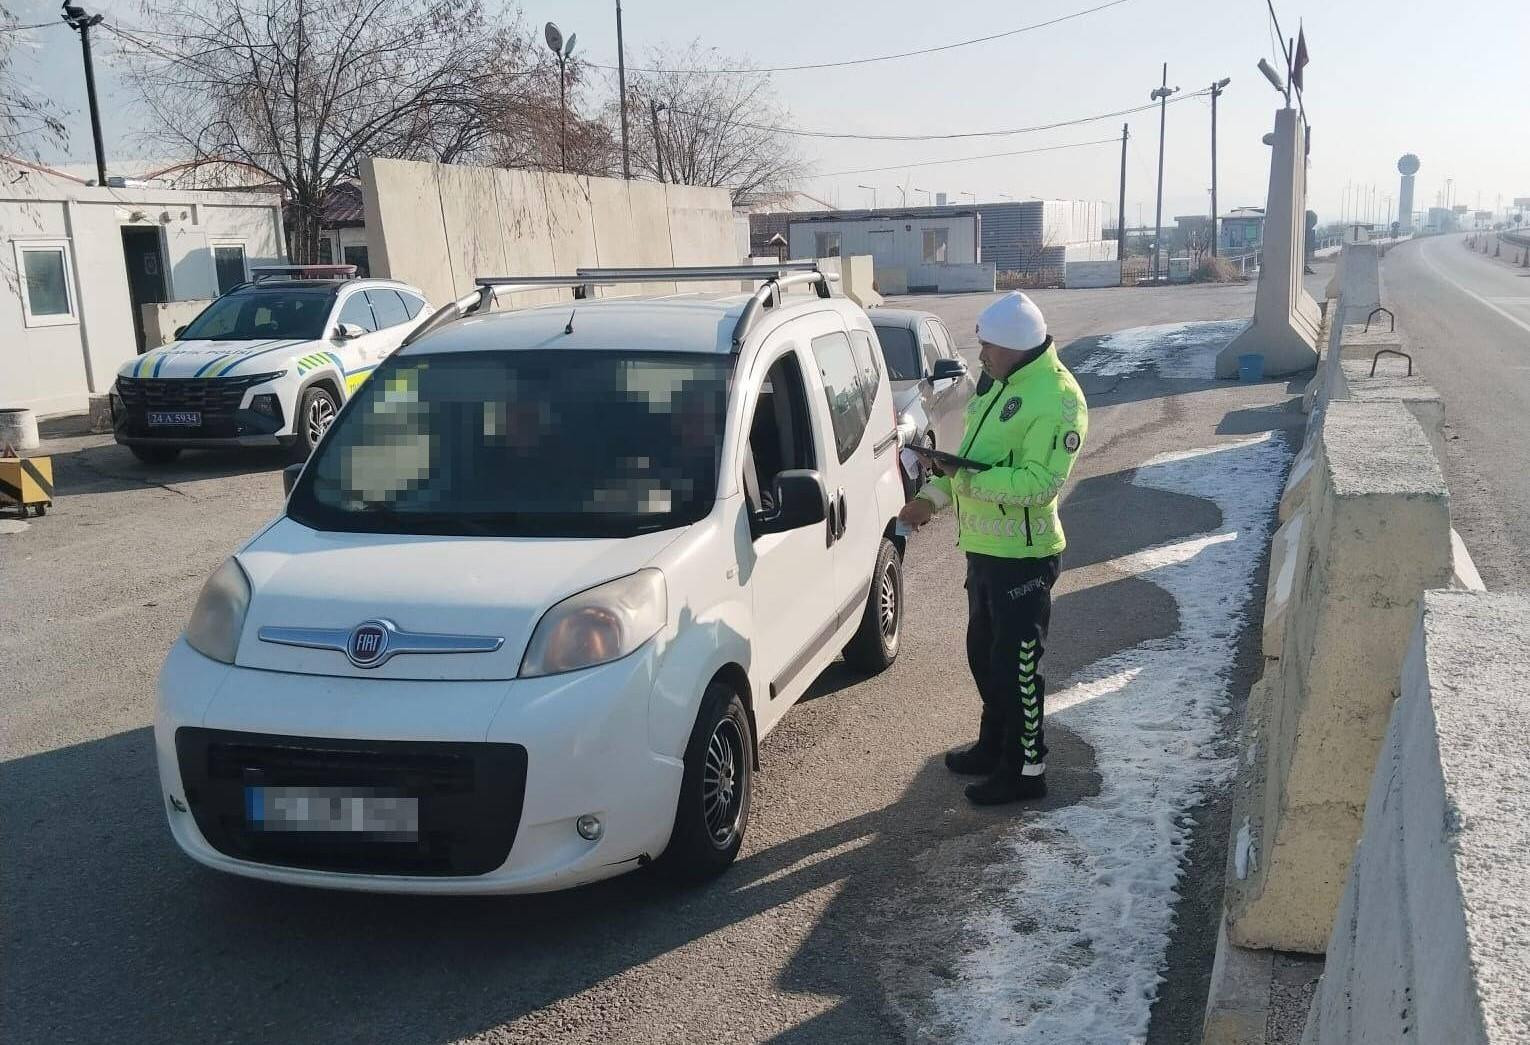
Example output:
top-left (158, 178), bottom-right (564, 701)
top-left (965, 552), bottom-right (1060, 767)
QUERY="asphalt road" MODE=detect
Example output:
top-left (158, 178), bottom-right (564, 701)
top-left (1382, 234), bottom-right (1530, 587)
top-left (1, 281), bottom-right (1304, 1044)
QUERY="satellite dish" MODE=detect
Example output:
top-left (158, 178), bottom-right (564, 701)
top-left (564, 32), bottom-right (577, 58)
top-left (544, 22), bottom-right (563, 55)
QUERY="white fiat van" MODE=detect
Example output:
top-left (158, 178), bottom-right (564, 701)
top-left (155, 264), bottom-right (909, 892)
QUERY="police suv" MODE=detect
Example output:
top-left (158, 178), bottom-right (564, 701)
top-left (156, 263), bottom-right (909, 892)
top-left (112, 266), bottom-right (430, 463)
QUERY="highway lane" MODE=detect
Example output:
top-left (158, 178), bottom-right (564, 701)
top-left (1384, 234), bottom-right (1530, 587)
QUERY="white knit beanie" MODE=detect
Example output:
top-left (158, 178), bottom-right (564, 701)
top-left (976, 291), bottom-right (1049, 351)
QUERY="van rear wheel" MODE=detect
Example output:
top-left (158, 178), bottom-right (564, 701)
top-left (657, 680), bottom-right (753, 882)
top-left (843, 538), bottom-right (902, 674)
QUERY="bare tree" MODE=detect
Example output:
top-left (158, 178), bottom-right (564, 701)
top-left (119, 0), bottom-right (558, 261)
top-left (0, 6), bottom-right (65, 157)
top-left (625, 45), bottom-right (803, 206)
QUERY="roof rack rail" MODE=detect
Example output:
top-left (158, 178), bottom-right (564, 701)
top-left (401, 263), bottom-right (836, 350)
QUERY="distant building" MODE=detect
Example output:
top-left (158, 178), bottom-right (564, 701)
top-left (1, 161), bottom-right (285, 415)
top-left (750, 199), bottom-right (1114, 288)
top-left (1220, 208), bottom-right (1266, 252)
top-left (299, 180), bottom-right (370, 275)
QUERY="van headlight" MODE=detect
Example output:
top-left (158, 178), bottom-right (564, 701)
top-left (520, 569), bottom-right (667, 678)
top-left (185, 557), bottom-right (252, 664)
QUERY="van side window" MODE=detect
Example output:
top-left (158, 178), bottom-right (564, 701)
top-left (743, 351), bottom-right (816, 513)
top-left (848, 330), bottom-right (883, 415)
top-left (810, 331), bottom-right (871, 463)
top-left (365, 289), bottom-right (410, 328)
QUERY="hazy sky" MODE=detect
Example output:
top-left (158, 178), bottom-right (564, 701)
top-left (13, 0), bottom-right (1530, 225)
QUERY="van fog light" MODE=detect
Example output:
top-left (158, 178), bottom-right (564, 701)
top-left (576, 814), bottom-right (603, 841)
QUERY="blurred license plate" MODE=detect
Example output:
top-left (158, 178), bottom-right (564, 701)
top-left (147, 411), bottom-right (201, 427)
top-left (246, 786), bottom-right (418, 837)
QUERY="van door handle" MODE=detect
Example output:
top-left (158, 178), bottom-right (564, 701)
top-left (837, 490), bottom-right (848, 539)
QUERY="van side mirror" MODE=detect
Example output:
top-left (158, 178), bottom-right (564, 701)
top-left (753, 469), bottom-right (828, 537)
top-left (930, 358), bottom-right (967, 382)
top-left (282, 463), bottom-right (303, 497)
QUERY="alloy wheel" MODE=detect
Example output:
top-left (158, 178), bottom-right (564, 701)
top-left (702, 718), bottom-right (745, 847)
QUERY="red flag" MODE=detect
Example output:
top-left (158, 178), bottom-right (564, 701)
top-left (1292, 27), bottom-right (1310, 91)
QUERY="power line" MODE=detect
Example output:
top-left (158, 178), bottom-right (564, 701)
top-left (593, 0), bottom-right (1136, 74)
top-left (670, 89), bottom-right (1211, 143)
top-left (0, 20), bottom-right (61, 32)
top-left (815, 137), bottom-right (1120, 179)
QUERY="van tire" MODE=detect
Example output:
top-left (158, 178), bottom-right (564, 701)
top-left (843, 538), bottom-right (902, 674)
top-left (657, 680), bottom-right (753, 882)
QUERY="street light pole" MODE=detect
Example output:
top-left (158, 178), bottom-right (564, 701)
top-left (1209, 77), bottom-right (1230, 257)
top-left (544, 23), bottom-right (576, 173)
top-left (1150, 64), bottom-right (1179, 281)
top-left (857, 184), bottom-right (877, 209)
top-left (61, 2), bottom-right (108, 186)
top-left (615, 1), bottom-right (630, 179)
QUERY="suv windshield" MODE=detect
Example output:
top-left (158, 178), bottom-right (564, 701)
top-left (179, 287), bottom-right (336, 342)
top-left (873, 324), bottom-right (923, 380)
top-left (288, 350), bottom-right (733, 538)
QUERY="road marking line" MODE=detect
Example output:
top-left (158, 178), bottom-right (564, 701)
top-left (1419, 240), bottom-right (1530, 337)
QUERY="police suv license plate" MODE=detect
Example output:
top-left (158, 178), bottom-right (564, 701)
top-left (147, 410), bottom-right (201, 427)
top-left (246, 786), bottom-right (419, 838)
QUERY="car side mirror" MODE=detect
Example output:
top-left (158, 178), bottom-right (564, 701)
top-left (753, 469), bottom-right (828, 537)
top-left (334, 322), bottom-right (366, 341)
top-left (173, 325), bottom-right (187, 340)
top-left (930, 358), bottom-right (968, 382)
top-left (282, 463), bottom-right (303, 497)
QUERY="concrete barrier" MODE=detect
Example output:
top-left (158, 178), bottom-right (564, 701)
top-left (808, 255), bottom-right (883, 308)
top-left (1330, 243), bottom-right (1382, 327)
top-left (1064, 259), bottom-right (1122, 288)
top-left (1302, 590), bottom-right (1530, 1045)
top-left (360, 158), bottom-right (737, 307)
top-left (1217, 107), bottom-right (1322, 379)
top-left (1333, 359), bottom-right (1446, 465)
top-left (1225, 399), bottom-right (1453, 952)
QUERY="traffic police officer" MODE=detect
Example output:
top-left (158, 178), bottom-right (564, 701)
top-left (897, 291), bottom-right (1088, 805)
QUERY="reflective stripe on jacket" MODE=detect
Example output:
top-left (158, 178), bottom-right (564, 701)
top-left (915, 342), bottom-right (1088, 559)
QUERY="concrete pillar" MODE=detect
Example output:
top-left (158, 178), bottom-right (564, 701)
top-left (1218, 108), bottom-right (1322, 379)
top-left (1303, 591), bottom-right (1530, 1045)
top-left (1226, 400), bottom-right (1453, 952)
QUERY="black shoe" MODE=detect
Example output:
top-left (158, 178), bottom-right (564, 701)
top-left (945, 740), bottom-right (1001, 776)
top-left (965, 769), bottom-right (1047, 806)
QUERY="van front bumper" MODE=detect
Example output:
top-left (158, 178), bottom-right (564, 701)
top-left (154, 638), bottom-right (683, 894)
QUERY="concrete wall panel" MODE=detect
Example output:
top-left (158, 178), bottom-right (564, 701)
top-left (1227, 400), bottom-right (1453, 952)
top-left (361, 157), bottom-right (454, 306)
top-left (1303, 591), bottom-right (1530, 1045)
top-left (1064, 260), bottom-right (1122, 288)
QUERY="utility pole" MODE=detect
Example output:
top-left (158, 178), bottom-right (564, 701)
top-left (61, 2), bottom-right (108, 186)
top-left (615, 1), bottom-right (630, 179)
top-left (1117, 123), bottom-right (1129, 267)
top-left (858, 184), bottom-right (877, 209)
top-left (649, 99), bottom-right (666, 182)
top-left (1150, 64), bottom-right (1179, 281)
top-left (1209, 78), bottom-right (1230, 256)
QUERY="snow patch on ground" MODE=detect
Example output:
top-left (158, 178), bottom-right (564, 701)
top-left (927, 433), bottom-right (1291, 1044)
top-left (1074, 320), bottom-right (1249, 380)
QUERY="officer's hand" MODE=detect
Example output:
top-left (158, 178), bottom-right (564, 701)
top-left (898, 497), bottom-right (934, 530)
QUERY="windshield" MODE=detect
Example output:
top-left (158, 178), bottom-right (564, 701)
top-left (288, 350), bottom-right (733, 538)
top-left (874, 324), bottom-right (923, 381)
top-left (179, 288), bottom-right (336, 342)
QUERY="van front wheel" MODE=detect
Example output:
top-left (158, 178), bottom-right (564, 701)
top-left (843, 538), bottom-right (902, 674)
top-left (657, 680), bottom-right (753, 882)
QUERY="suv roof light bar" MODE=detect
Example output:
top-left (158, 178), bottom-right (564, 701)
top-left (251, 264), bottom-right (358, 282)
top-left (403, 263), bottom-right (836, 351)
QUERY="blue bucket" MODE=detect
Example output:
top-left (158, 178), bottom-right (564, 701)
top-left (1238, 353), bottom-right (1265, 382)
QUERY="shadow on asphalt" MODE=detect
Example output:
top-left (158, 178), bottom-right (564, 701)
top-left (1215, 398), bottom-right (1307, 436)
top-left (44, 440), bottom-right (292, 497)
top-left (0, 721), bottom-right (1100, 1045)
